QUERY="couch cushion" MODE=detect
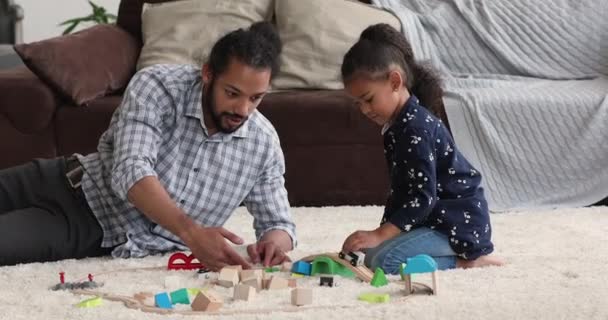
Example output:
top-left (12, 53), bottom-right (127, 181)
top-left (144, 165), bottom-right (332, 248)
top-left (136, 0), bottom-right (273, 70)
top-left (0, 66), bottom-right (56, 133)
top-left (259, 90), bottom-right (389, 206)
top-left (117, 0), bottom-right (374, 44)
top-left (14, 25), bottom-right (139, 106)
top-left (55, 96), bottom-right (122, 156)
top-left (283, 144), bottom-right (389, 206)
top-left (0, 116), bottom-right (56, 169)
top-left (272, 0), bottom-right (400, 90)
top-left (260, 90), bottom-right (383, 146)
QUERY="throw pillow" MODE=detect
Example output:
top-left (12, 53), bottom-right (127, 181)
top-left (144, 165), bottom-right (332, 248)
top-left (137, 0), bottom-right (274, 70)
top-left (272, 0), bottom-right (400, 90)
top-left (14, 24), bottom-right (140, 106)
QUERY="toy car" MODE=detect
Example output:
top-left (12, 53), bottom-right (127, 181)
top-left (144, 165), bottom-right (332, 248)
top-left (338, 251), bottom-right (365, 267)
top-left (319, 276), bottom-right (335, 287)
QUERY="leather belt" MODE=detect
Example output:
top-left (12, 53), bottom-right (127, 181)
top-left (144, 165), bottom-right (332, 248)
top-left (65, 155), bottom-right (84, 189)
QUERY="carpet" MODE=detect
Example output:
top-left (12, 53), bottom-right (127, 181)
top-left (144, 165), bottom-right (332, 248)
top-left (1, 206), bottom-right (607, 320)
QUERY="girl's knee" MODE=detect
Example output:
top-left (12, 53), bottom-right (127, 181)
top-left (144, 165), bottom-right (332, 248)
top-left (365, 250), bottom-right (402, 275)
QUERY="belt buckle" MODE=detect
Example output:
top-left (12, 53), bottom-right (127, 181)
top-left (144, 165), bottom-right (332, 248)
top-left (66, 163), bottom-right (83, 189)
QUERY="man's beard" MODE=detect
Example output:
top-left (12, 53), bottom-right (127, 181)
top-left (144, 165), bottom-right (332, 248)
top-left (204, 80), bottom-right (248, 134)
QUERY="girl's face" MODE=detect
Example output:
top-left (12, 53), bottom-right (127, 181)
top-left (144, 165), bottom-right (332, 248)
top-left (345, 71), bottom-right (408, 126)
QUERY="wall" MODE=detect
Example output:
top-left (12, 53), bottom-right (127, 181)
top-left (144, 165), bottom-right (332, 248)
top-left (15, 0), bottom-right (121, 43)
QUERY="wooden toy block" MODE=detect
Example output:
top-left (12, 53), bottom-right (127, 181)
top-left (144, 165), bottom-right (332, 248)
top-left (217, 268), bottom-right (239, 288)
top-left (224, 265), bottom-right (243, 272)
top-left (281, 261), bottom-right (293, 272)
top-left (399, 263), bottom-right (407, 281)
top-left (268, 276), bottom-right (289, 290)
top-left (263, 271), bottom-right (273, 280)
top-left (170, 288), bottom-right (190, 305)
top-left (241, 276), bottom-right (262, 292)
top-left (288, 278), bottom-right (297, 288)
top-left (187, 288), bottom-right (201, 297)
top-left (75, 296), bottom-right (103, 308)
top-left (358, 292), bottom-right (390, 303)
top-left (224, 265), bottom-right (243, 281)
top-left (262, 278), bottom-right (270, 290)
top-left (191, 291), bottom-right (223, 312)
top-left (240, 269), bottom-right (263, 282)
top-left (291, 288), bottom-right (312, 306)
top-left (233, 283), bottom-right (256, 301)
top-left (154, 292), bottom-right (173, 309)
top-left (370, 268), bottom-right (388, 287)
top-left (291, 261), bottom-right (312, 275)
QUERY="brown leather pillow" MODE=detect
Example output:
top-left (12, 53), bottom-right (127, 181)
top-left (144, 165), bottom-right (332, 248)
top-left (14, 24), bottom-right (140, 106)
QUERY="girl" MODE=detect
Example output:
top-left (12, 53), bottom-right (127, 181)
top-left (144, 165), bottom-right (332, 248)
top-left (341, 24), bottom-right (503, 272)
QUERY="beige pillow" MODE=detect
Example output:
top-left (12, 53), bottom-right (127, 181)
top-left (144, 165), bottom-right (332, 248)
top-left (273, 0), bottom-right (400, 90)
top-left (137, 0), bottom-right (273, 71)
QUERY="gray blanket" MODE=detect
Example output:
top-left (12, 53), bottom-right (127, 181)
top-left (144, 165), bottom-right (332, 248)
top-left (372, 0), bottom-right (608, 211)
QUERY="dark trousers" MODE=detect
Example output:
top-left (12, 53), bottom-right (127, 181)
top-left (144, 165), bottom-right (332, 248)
top-left (0, 157), bottom-right (110, 266)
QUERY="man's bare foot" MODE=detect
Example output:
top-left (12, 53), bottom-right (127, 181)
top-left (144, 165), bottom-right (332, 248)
top-left (456, 255), bottom-right (505, 269)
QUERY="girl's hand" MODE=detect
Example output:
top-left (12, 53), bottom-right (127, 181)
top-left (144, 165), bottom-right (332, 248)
top-left (342, 223), bottom-right (402, 252)
top-left (342, 230), bottom-right (384, 252)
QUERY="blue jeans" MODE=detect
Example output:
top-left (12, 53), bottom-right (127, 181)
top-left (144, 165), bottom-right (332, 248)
top-left (364, 227), bottom-right (457, 273)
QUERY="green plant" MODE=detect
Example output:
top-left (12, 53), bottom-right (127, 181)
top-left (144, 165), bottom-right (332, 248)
top-left (59, 0), bottom-right (117, 35)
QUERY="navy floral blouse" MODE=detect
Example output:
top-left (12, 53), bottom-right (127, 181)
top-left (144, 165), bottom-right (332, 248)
top-left (381, 96), bottom-right (494, 259)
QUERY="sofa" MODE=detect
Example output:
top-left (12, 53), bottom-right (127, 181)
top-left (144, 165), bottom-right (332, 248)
top-left (0, 0), bottom-right (452, 207)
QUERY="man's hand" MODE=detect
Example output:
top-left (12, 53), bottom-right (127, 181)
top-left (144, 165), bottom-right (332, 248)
top-left (181, 225), bottom-right (252, 271)
top-left (247, 240), bottom-right (291, 267)
top-left (126, 177), bottom-right (252, 271)
top-left (246, 229), bottom-right (293, 267)
top-left (342, 223), bottom-right (401, 252)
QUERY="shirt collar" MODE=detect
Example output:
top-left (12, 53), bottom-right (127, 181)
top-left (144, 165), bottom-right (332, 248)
top-left (385, 95), bottom-right (419, 134)
top-left (184, 79), bottom-right (250, 140)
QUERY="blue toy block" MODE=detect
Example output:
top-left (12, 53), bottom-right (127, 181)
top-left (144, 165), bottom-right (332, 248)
top-left (291, 261), bottom-right (312, 276)
top-left (403, 254), bottom-right (438, 274)
top-left (154, 292), bottom-right (173, 309)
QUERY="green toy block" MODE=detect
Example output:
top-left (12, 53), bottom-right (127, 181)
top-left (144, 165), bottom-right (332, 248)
top-left (370, 268), bottom-right (389, 287)
top-left (264, 266), bottom-right (281, 273)
top-left (310, 256), bottom-right (355, 278)
top-left (358, 292), bottom-right (390, 303)
top-left (399, 263), bottom-right (406, 281)
top-left (76, 296), bottom-right (103, 308)
top-left (170, 288), bottom-right (190, 305)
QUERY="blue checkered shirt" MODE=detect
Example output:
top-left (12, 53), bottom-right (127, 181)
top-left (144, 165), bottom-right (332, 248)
top-left (77, 64), bottom-right (296, 258)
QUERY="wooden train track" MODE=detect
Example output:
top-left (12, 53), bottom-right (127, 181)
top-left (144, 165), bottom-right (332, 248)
top-left (300, 252), bottom-right (375, 282)
top-left (68, 252), bottom-right (433, 315)
top-left (72, 282), bottom-right (432, 316)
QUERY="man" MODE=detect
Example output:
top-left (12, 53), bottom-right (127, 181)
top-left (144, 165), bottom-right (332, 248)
top-left (0, 22), bottom-right (296, 270)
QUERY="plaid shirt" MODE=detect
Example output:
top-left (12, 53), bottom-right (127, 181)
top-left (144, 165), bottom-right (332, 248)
top-left (77, 64), bottom-right (296, 258)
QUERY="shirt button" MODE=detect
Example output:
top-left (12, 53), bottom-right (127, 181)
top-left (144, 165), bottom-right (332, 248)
top-left (180, 200), bottom-right (185, 204)
top-left (193, 168), bottom-right (200, 172)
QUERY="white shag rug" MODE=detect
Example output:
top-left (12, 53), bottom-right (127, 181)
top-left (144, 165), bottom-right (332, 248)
top-left (1, 206), bottom-right (607, 320)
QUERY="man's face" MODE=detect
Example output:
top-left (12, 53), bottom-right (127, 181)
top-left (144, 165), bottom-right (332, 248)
top-left (202, 59), bottom-right (271, 134)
